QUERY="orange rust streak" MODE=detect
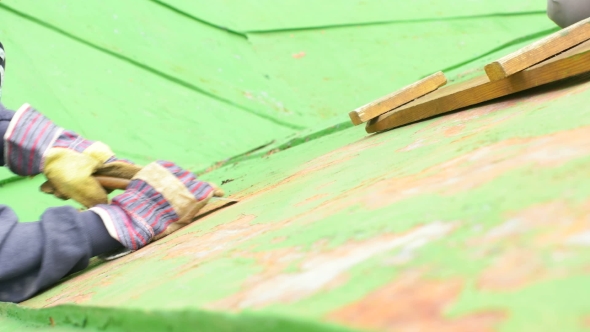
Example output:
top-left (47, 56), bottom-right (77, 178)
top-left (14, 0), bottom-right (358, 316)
top-left (327, 271), bottom-right (506, 332)
top-left (402, 80), bottom-right (589, 152)
top-left (478, 248), bottom-right (554, 291)
top-left (234, 138), bottom-right (385, 202)
top-left (363, 126), bottom-right (590, 209)
top-left (209, 223), bottom-right (455, 310)
top-left (24, 79), bottom-right (590, 310)
top-left (443, 124), bottom-right (465, 137)
top-left (163, 214), bottom-right (261, 260)
top-left (472, 199), bottom-right (590, 247)
top-left (295, 193), bottom-right (330, 207)
top-left (468, 199), bottom-right (590, 291)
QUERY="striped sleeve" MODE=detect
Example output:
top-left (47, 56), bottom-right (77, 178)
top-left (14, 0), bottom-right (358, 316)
top-left (158, 161), bottom-right (214, 200)
top-left (90, 161), bottom-right (213, 250)
top-left (90, 178), bottom-right (177, 250)
top-left (3, 104), bottom-right (63, 175)
top-left (53, 130), bottom-right (94, 153)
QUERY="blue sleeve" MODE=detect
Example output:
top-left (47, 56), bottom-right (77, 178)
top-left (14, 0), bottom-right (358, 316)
top-left (0, 102), bottom-right (122, 302)
top-left (0, 102), bottom-right (15, 166)
top-left (0, 207), bottom-right (122, 303)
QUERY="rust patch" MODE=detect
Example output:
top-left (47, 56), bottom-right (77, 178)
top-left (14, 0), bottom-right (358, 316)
top-left (444, 124), bottom-right (465, 137)
top-left (292, 51), bottom-right (306, 59)
top-left (237, 137), bottom-right (385, 202)
top-left (398, 138), bottom-right (427, 152)
top-left (398, 98), bottom-right (524, 152)
top-left (327, 271), bottom-right (506, 332)
top-left (163, 214), bottom-right (260, 260)
top-left (419, 96), bottom-right (521, 134)
top-left (25, 212), bottom-right (262, 307)
top-left (209, 222), bottom-right (455, 310)
top-left (475, 199), bottom-right (590, 246)
top-left (316, 180), bottom-right (336, 190)
top-left (416, 75), bottom-right (589, 140)
top-left (471, 200), bottom-right (590, 291)
top-left (365, 126), bottom-right (590, 209)
top-left (271, 236), bottom-right (287, 244)
top-left (40, 288), bottom-right (95, 307)
top-left (477, 201), bottom-right (576, 244)
top-left (29, 121), bottom-right (590, 308)
top-left (478, 248), bottom-right (553, 291)
top-left (399, 77), bottom-right (590, 153)
top-left (32, 255), bottom-right (138, 307)
top-left (295, 193), bottom-right (330, 206)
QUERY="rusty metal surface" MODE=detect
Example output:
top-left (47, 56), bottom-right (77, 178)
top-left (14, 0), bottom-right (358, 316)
top-left (16, 75), bottom-right (590, 331)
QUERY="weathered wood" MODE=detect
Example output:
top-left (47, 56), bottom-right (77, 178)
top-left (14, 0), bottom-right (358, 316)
top-left (95, 175), bottom-right (130, 190)
top-left (485, 17), bottom-right (590, 81)
top-left (349, 72), bottom-right (447, 125)
top-left (367, 40), bottom-right (590, 133)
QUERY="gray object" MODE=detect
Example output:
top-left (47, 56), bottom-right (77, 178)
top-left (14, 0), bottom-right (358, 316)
top-left (548, 0), bottom-right (590, 28)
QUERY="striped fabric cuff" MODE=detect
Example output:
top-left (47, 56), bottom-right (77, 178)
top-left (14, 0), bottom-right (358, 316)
top-left (91, 178), bottom-right (180, 250)
top-left (53, 130), bottom-right (94, 153)
top-left (4, 104), bottom-right (63, 175)
top-left (90, 204), bottom-right (146, 250)
top-left (90, 161), bottom-right (213, 250)
top-left (157, 161), bottom-right (214, 201)
top-left (105, 156), bottom-right (134, 164)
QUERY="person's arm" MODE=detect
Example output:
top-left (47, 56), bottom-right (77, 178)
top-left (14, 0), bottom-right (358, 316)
top-left (0, 159), bottom-right (222, 302)
top-left (0, 207), bottom-right (121, 302)
top-left (547, 0), bottom-right (590, 28)
top-left (0, 103), bottom-right (122, 302)
top-left (3, 102), bottom-right (141, 207)
top-left (0, 103), bottom-right (221, 302)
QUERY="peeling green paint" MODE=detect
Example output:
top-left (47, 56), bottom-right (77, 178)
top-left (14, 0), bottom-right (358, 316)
top-left (2, 1), bottom-right (589, 331)
top-left (11, 76), bottom-right (590, 330)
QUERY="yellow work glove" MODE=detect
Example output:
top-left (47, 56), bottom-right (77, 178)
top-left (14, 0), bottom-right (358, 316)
top-left (40, 155), bottom-right (142, 208)
top-left (4, 104), bottom-right (141, 207)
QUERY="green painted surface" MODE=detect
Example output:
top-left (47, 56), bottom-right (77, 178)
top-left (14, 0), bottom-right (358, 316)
top-left (0, 0), bottom-right (557, 184)
top-left (0, 3), bottom-right (293, 172)
top-left (159, 0), bottom-right (546, 32)
top-left (2, 1), bottom-right (590, 332)
top-left (8, 77), bottom-right (590, 331)
top-left (1, 1), bottom-right (556, 131)
top-left (0, 303), bottom-right (352, 332)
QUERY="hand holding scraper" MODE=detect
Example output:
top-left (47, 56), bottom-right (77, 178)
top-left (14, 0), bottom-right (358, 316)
top-left (93, 175), bottom-right (238, 203)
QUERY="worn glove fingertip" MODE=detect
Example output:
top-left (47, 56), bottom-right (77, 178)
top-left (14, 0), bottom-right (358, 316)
top-left (39, 180), bottom-right (55, 195)
top-left (208, 182), bottom-right (225, 197)
top-left (40, 180), bottom-right (71, 200)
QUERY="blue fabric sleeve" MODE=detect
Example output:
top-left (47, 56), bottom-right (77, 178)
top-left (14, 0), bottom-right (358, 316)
top-left (0, 102), bottom-right (122, 302)
top-left (0, 102), bottom-right (15, 166)
top-left (0, 206), bottom-right (122, 302)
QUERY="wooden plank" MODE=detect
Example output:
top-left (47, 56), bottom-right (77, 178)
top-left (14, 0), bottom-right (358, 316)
top-left (95, 175), bottom-right (130, 191)
top-left (485, 17), bottom-right (590, 81)
top-left (366, 40), bottom-right (590, 133)
top-left (349, 71), bottom-right (447, 125)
